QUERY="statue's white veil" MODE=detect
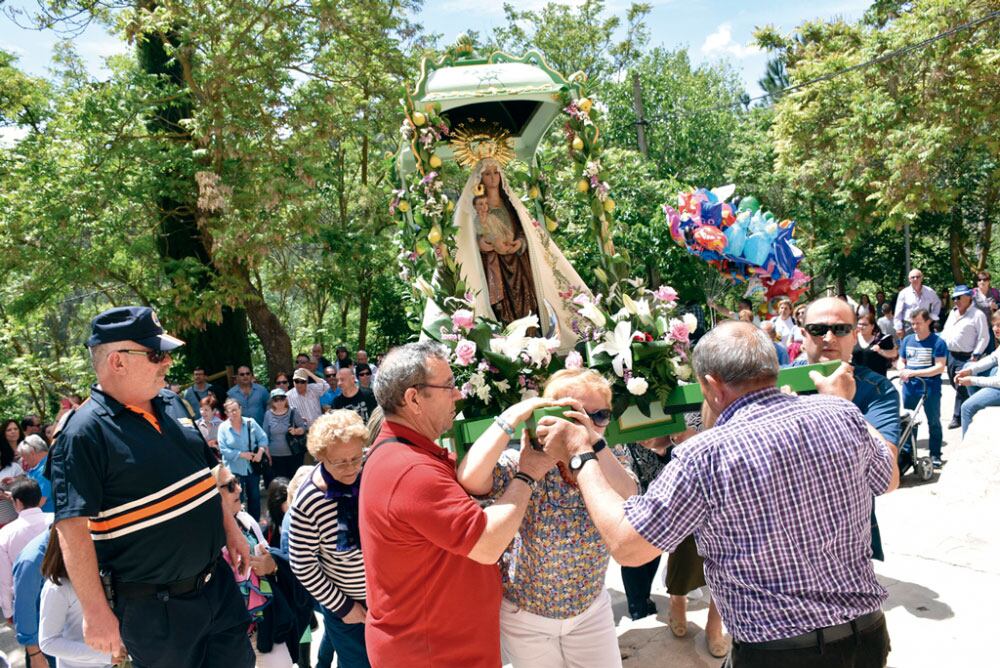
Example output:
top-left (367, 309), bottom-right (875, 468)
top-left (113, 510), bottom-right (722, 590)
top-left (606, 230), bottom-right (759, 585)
top-left (422, 158), bottom-right (591, 351)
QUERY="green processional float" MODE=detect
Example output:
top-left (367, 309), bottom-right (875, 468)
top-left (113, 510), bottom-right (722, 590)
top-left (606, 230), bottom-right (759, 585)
top-left (389, 37), bottom-right (833, 457)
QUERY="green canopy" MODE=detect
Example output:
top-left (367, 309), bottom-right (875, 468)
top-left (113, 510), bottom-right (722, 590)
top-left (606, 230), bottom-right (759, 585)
top-left (397, 49), bottom-right (580, 174)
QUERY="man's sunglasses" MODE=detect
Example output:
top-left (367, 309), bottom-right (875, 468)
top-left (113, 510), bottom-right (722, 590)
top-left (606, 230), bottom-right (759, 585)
top-left (587, 409), bottom-right (612, 427)
top-left (117, 349), bottom-right (170, 364)
top-left (358, 371), bottom-right (372, 377)
top-left (293, 379), bottom-right (307, 384)
top-left (325, 373), bottom-right (336, 378)
top-left (217, 478), bottom-right (239, 493)
top-left (803, 323), bottom-right (854, 338)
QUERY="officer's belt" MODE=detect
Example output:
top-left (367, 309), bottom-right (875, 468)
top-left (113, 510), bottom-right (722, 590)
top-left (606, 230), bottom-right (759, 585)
top-left (115, 557), bottom-right (219, 601)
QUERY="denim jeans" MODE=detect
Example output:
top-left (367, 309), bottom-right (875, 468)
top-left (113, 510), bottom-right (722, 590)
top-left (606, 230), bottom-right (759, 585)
top-left (903, 382), bottom-right (942, 458)
top-left (238, 472), bottom-right (262, 522)
top-left (316, 604), bottom-right (370, 668)
top-left (961, 385), bottom-right (1000, 437)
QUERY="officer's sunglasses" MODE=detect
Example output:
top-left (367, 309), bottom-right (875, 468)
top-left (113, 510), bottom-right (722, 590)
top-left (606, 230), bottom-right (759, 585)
top-left (802, 323), bottom-right (854, 338)
top-left (117, 349), bottom-right (170, 364)
top-left (218, 478), bottom-right (240, 493)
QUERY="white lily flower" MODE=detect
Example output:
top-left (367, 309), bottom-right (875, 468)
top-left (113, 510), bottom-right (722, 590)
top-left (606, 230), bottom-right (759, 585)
top-left (525, 338), bottom-right (552, 368)
top-left (633, 298), bottom-right (653, 326)
top-left (622, 293), bottom-right (639, 315)
top-left (494, 379), bottom-right (511, 393)
top-left (591, 320), bottom-right (634, 377)
top-left (612, 307), bottom-right (631, 322)
top-left (578, 302), bottom-right (606, 328)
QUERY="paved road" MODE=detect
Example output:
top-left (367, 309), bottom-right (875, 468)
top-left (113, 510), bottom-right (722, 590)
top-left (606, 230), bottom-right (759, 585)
top-left (613, 381), bottom-right (999, 668)
top-left (4, 383), bottom-right (994, 668)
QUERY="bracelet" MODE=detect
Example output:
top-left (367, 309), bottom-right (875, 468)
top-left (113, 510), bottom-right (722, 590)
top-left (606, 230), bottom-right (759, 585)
top-left (513, 471), bottom-right (537, 488)
top-left (27, 650), bottom-right (42, 657)
top-left (494, 415), bottom-right (516, 439)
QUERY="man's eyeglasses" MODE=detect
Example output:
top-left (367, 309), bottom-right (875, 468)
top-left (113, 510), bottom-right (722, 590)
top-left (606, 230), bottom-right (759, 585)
top-left (218, 478), bottom-right (240, 493)
top-left (237, 372), bottom-right (252, 377)
top-left (117, 349), bottom-right (170, 364)
top-left (413, 380), bottom-right (457, 391)
top-left (803, 323), bottom-right (854, 338)
top-left (358, 371), bottom-right (372, 377)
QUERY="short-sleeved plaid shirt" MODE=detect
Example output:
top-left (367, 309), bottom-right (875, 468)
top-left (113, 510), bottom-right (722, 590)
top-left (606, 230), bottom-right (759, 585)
top-left (624, 387), bottom-right (893, 643)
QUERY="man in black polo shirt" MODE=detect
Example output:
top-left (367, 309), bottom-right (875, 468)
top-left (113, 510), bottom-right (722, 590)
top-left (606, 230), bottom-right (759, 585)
top-left (49, 306), bottom-right (253, 668)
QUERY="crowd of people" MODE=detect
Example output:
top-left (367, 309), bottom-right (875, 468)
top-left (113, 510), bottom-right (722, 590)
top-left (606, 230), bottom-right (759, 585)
top-left (711, 268), bottom-right (1000, 464)
top-left (0, 268), bottom-right (993, 667)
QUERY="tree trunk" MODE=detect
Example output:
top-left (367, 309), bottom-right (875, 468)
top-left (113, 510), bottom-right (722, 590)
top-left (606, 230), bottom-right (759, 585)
top-left (358, 284), bottom-right (371, 351)
top-left (241, 281), bottom-right (293, 383)
top-left (139, 17), bottom-right (252, 384)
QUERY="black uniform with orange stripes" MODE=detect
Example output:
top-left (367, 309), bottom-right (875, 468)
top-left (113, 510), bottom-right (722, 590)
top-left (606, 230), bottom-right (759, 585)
top-left (49, 385), bottom-right (253, 668)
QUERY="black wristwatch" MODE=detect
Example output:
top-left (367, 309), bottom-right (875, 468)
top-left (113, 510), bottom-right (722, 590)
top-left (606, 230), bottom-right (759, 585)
top-left (569, 452), bottom-right (598, 473)
top-left (592, 437), bottom-right (607, 454)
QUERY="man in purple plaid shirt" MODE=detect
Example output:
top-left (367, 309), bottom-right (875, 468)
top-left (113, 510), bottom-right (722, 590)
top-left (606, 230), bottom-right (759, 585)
top-left (536, 322), bottom-right (900, 667)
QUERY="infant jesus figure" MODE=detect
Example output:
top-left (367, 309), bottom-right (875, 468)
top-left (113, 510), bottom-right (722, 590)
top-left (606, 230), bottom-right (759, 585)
top-left (473, 193), bottom-right (523, 305)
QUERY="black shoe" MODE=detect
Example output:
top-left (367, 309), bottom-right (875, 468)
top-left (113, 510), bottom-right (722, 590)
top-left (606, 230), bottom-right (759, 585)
top-left (947, 419), bottom-right (961, 429)
top-left (645, 599), bottom-right (657, 615)
top-left (932, 457), bottom-right (943, 468)
top-left (629, 606), bottom-right (646, 621)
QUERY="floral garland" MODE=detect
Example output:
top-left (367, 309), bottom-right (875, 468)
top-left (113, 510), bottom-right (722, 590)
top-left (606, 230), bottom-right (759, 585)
top-left (571, 284), bottom-right (693, 417)
top-left (426, 303), bottom-right (561, 418)
top-left (391, 95), bottom-right (467, 308)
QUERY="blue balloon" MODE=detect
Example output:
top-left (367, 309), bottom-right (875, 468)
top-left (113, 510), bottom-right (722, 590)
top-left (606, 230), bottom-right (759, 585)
top-left (724, 222), bottom-right (747, 257)
top-left (742, 233), bottom-right (771, 266)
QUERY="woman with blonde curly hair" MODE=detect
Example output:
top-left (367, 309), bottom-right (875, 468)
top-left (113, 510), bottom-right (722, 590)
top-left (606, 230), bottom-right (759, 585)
top-left (458, 368), bottom-right (637, 668)
top-left (288, 410), bottom-right (370, 668)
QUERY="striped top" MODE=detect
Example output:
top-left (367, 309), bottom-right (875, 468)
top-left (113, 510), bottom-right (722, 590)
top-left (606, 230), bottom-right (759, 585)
top-left (288, 469), bottom-right (366, 616)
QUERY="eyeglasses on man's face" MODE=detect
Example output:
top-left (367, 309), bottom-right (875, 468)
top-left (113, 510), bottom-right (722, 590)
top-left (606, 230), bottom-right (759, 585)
top-left (237, 371), bottom-right (252, 377)
top-left (413, 379), bottom-right (457, 391)
top-left (117, 349), bottom-right (170, 364)
top-left (358, 371), bottom-right (372, 377)
top-left (803, 323), bottom-right (854, 338)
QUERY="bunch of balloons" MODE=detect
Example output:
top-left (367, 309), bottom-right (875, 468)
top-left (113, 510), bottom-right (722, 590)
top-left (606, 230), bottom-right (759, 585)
top-left (664, 186), bottom-right (807, 287)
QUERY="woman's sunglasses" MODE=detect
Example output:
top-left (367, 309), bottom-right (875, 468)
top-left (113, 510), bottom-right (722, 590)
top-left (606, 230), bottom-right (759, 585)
top-left (587, 409), bottom-right (612, 427)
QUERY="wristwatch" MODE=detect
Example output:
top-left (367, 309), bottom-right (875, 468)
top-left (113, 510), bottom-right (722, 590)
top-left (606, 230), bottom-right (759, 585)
top-left (592, 437), bottom-right (607, 454)
top-left (569, 452), bottom-right (598, 473)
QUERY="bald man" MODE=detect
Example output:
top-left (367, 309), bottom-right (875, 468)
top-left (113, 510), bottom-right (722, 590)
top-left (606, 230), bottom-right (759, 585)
top-left (798, 297), bottom-right (901, 561)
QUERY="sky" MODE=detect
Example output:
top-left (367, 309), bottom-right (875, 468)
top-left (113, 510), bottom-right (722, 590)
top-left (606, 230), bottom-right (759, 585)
top-left (0, 0), bottom-right (872, 97)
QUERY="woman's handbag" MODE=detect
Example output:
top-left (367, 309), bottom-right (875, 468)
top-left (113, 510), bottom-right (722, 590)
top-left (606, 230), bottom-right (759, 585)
top-left (286, 408), bottom-right (308, 456)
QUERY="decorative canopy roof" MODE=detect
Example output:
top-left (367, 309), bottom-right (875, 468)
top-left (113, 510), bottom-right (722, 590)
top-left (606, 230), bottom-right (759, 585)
top-left (397, 45), bottom-right (581, 174)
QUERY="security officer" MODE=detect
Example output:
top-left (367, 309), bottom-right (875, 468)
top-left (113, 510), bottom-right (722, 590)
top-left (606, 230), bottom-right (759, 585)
top-left (48, 306), bottom-right (254, 668)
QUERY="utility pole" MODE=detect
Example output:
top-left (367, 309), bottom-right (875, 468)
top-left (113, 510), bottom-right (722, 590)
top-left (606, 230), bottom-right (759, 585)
top-left (631, 71), bottom-right (648, 158)
top-left (904, 221), bottom-right (911, 276)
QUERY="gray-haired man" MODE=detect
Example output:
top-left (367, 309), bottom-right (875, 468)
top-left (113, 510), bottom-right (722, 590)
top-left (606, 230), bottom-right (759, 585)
top-left (538, 321), bottom-right (899, 667)
top-left (359, 341), bottom-right (551, 667)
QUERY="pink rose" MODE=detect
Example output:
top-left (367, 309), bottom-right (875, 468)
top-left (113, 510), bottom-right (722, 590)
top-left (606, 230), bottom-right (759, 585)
top-left (454, 339), bottom-right (477, 366)
top-left (669, 319), bottom-right (690, 344)
top-left (451, 309), bottom-right (475, 331)
top-left (564, 350), bottom-right (583, 369)
top-left (654, 286), bottom-right (678, 302)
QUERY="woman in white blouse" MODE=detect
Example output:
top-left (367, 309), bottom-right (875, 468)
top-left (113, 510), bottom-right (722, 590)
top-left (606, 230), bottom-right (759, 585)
top-left (39, 526), bottom-right (114, 668)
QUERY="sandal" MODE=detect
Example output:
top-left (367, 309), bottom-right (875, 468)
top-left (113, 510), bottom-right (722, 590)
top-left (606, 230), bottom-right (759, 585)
top-left (707, 634), bottom-right (729, 658)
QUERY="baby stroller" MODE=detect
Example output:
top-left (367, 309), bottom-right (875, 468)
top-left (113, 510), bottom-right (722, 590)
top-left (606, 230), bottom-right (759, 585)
top-left (897, 377), bottom-right (934, 481)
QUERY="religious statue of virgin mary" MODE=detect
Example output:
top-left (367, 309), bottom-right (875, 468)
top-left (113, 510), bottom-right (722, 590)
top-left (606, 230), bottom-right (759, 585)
top-left (422, 145), bottom-right (591, 352)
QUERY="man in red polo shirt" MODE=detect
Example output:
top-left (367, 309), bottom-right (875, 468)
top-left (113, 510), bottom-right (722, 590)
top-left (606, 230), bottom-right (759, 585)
top-left (361, 341), bottom-right (552, 667)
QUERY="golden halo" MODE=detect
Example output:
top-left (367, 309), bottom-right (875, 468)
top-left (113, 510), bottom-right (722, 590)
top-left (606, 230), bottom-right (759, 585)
top-left (449, 118), bottom-right (515, 168)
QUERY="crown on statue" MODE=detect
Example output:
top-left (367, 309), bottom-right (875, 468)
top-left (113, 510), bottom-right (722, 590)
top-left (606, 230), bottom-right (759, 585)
top-left (449, 119), bottom-right (515, 168)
